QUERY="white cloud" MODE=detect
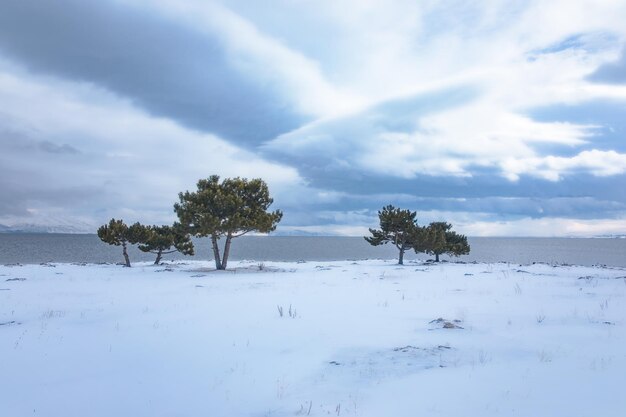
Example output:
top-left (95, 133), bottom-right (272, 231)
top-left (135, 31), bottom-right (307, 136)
top-left (358, 105), bottom-right (600, 178)
top-left (460, 216), bottom-right (626, 238)
top-left (122, 0), bottom-right (364, 118)
top-left (266, 93), bottom-right (614, 181)
top-left (500, 149), bottom-right (626, 181)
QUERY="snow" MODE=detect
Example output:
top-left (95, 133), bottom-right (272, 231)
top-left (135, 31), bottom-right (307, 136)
top-left (1, 259), bottom-right (625, 416)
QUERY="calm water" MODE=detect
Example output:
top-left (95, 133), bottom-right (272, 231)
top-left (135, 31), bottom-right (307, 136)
top-left (0, 234), bottom-right (625, 267)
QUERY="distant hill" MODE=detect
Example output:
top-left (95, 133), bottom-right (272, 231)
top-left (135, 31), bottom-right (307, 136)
top-left (594, 234), bottom-right (626, 239)
top-left (0, 224), bottom-right (338, 236)
top-left (0, 222), bottom-right (93, 234)
top-left (271, 229), bottom-right (337, 237)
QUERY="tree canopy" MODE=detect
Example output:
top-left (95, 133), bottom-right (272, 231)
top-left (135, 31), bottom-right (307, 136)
top-left (174, 176), bottom-right (282, 270)
top-left (364, 205), bottom-right (420, 265)
top-left (416, 222), bottom-right (470, 262)
top-left (365, 207), bottom-right (471, 264)
top-left (136, 224), bottom-right (195, 265)
top-left (97, 219), bottom-right (147, 267)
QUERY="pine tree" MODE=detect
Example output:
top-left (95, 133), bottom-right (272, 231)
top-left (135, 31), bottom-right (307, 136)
top-left (417, 222), bottom-right (470, 262)
top-left (174, 176), bottom-right (282, 270)
top-left (136, 224), bottom-right (195, 265)
top-left (364, 205), bottom-right (420, 265)
top-left (97, 219), bottom-right (147, 267)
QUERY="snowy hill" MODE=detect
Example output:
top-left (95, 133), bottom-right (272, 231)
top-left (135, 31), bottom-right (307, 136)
top-left (0, 221), bottom-right (93, 234)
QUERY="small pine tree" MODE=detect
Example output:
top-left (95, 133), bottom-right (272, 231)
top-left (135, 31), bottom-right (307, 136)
top-left (97, 219), bottom-right (147, 267)
top-left (137, 224), bottom-right (195, 265)
top-left (417, 222), bottom-right (470, 262)
top-left (364, 205), bottom-right (420, 265)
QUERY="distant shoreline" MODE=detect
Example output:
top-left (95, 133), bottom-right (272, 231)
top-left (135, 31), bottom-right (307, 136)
top-left (1, 231), bottom-right (625, 239)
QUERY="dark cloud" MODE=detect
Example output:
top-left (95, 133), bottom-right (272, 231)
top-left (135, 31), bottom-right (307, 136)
top-left (0, 0), bottom-right (307, 147)
top-left (527, 100), bottom-right (626, 156)
top-left (289, 173), bottom-right (626, 209)
top-left (38, 141), bottom-right (80, 155)
top-left (364, 172), bottom-right (626, 203)
top-left (0, 128), bottom-right (80, 155)
top-left (0, 180), bottom-right (30, 216)
top-left (0, 127), bottom-right (100, 217)
top-left (402, 195), bottom-right (626, 219)
top-left (0, 166), bottom-right (99, 217)
top-left (0, 136), bottom-right (102, 214)
top-left (588, 46), bottom-right (626, 84)
top-left (277, 192), bottom-right (626, 231)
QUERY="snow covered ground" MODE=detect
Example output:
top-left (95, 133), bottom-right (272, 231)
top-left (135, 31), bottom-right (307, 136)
top-left (1, 259), bottom-right (625, 417)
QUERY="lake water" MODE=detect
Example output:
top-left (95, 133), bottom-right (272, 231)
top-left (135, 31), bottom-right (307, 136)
top-left (0, 234), bottom-right (625, 267)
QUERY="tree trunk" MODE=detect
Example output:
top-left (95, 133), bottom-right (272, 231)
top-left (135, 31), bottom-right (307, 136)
top-left (122, 242), bottom-right (131, 267)
top-left (435, 253), bottom-right (440, 262)
top-left (211, 234), bottom-right (222, 270)
top-left (398, 247), bottom-right (404, 265)
top-left (222, 233), bottom-right (233, 270)
top-left (154, 250), bottom-right (162, 265)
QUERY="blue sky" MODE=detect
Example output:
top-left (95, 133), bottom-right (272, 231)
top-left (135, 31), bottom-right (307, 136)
top-left (0, 0), bottom-right (625, 236)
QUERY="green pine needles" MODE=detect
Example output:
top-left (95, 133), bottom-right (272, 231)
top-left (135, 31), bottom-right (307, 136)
top-left (136, 224), bottom-right (195, 265)
top-left (365, 205), bottom-right (420, 265)
top-left (98, 176), bottom-right (281, 269)
top-left (174, 176), bottom-right (282, 270)
top-left (97, 220), bottom-right (195, 267)
top-left (365, 205), bottom-right (470, 264)
top-left (416, 221), bottom-right (470, 262)
top-left (97, 219), bottom-right (148, 267)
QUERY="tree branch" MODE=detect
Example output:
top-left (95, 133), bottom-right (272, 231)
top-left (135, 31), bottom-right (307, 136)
top-left (232, 229), bottom-right (252, 237)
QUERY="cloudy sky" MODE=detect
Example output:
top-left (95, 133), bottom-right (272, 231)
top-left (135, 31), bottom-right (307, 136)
top-left (1, 0), bottom-right (626, 236)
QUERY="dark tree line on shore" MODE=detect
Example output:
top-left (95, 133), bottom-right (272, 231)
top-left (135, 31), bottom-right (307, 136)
top-left (365, 205), bottom-right (470, 264)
